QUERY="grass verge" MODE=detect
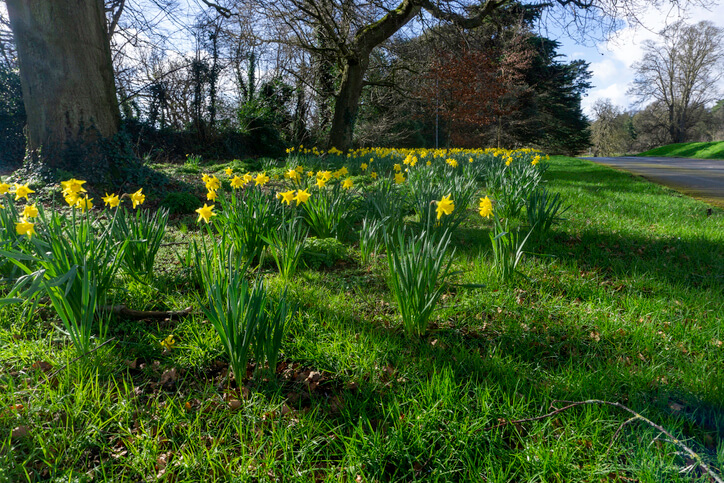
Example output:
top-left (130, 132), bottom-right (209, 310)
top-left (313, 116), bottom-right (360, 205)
top-left (638, 141), bottom-right (724, 160)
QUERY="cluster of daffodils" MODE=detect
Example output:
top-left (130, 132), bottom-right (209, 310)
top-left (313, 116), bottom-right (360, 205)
top-left (1, 181), bottom-right (38, 238)
top-left (0, 177), bottom-right (147, 241)
top-left (479, 196), bottom-right (493, 218)
top-left (276, 189), bottom-right (310, 206)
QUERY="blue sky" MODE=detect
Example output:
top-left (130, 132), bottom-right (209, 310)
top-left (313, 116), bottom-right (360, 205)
top-left (553, 2), bottom-right (724, 117)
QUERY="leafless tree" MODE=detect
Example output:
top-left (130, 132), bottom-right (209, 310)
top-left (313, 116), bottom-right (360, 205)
top-left (629, 20), bottom-right (724, 144)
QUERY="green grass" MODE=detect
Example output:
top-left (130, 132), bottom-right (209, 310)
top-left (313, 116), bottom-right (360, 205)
top-left (638, 141), bottom-right (724, 159)
top-left (1, 156), bottom-right (723, 481)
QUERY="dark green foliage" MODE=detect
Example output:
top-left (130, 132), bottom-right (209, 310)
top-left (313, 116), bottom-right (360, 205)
top-left (512, 37), bottom-right (592, 154)
top-left (301, 236), bottom-right (347, 269)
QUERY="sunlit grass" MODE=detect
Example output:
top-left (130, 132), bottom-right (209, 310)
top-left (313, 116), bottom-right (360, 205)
top-left (0, 155), bottom-right (722, 481)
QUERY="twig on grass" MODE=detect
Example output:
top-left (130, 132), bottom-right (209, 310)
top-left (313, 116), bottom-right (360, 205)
top-left (486, 399), bottom-right (723, 483)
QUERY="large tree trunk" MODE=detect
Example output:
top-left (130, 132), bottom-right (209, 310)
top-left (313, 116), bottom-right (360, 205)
top-left (6, 0), bottom-right (121, 179)
top-left (328, 56), bottom-right (369, 151)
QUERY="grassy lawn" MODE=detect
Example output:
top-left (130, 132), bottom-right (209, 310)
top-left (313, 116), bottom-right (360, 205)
top-left (638, 141), bottom-right (724, 159)
top-left (1, 155), bottom-right (723, 482)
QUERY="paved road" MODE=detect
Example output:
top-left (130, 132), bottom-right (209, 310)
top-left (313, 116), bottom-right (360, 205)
top-left (586, 156), bottom-right (724, 205)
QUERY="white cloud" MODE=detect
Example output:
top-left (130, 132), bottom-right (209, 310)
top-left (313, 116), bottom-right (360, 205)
top-left (589, 58), bottom-right (620, 84)
top-left (563, 2), bottom-right (724, 116)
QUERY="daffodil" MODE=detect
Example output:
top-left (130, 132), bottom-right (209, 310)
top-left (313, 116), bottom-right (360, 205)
top-left (505, 157), bottom-right (512, 166)
top-left (0, 182), bottom-right (10, 194)
top-left (65, 193), bottom-right (79, 206)
top-left (103, 193), bottom-right (120, 208)
top-left (394, 172), bottom-right (405, 184)
top-left (161, 335), bottom-right (176, 351)
top-left (207, 190), bottom-right (218, 201)
top-left (318, 170), bottom-right (332, 181)
top-left (60, 178), bottom-right (86, 196)
top-left (278, 190), bottom-right (295, 205)
top-left (370, 172), bottom-right (378, 179)
top-left (360, 163), bottom-right (368, 171)
top-left (130, 188), bottom-right (145, 209)
top-left (337, 166), bottom-right (349, 177)
top-left (196, 203), bottom-right (215, 223)
top-left (15, 217), bottom-right (35, 239)
top-left (295, 165), bottom-right (304, 173)
top-left (254, 172), bottom-right (270, 186)
top-left (22, 204), bottom-right (39, 218)
top-left (225, 167), bottom-right (234, 176)
top-left (294, 189), bottom-right (310, 206)
top-left (75, 196), bottom-right (93, 212)
top-left (446, 158), bottom-right (458, 168)
top-left (436, 194), bottom-right (454, 220)
top-left (393, 164), bottom-right (401, 172)
top-left (286, 169), bottom-right (300, 181)
top-left (205, 175), bottom-right (220, 191)
top-left (316, 177), bottom-right (327, 188)
top-left (342, 178), bottom-right (353, 190)
top-left (227, 175), bottom-right (242, 189)
top-left (14, 183), bottom-right (34, 201)
top-left (243, 172), bottom-right (253, 184)
top-left (479, 196), bottom-right (493, 218)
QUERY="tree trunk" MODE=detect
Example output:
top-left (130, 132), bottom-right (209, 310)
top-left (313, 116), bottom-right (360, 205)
top-left (328, 55), bottom-right (369, 151)
top-left (6, 0), bottom-right (121, 179)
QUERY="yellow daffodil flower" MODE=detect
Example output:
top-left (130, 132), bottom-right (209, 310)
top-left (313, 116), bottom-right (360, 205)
top-left (196, 203), bottom-right (215, 223)
top-left (0, 182), bottom-right (11, 194)
top-left (65, 193), bottom-right (79, 206)
top-left (337, 166), bottom-right (349, 176)
top-left (446, 158), bottom-right (458, 168)
top-left (22, 204), bottom-right (39, 218)
top-left (436, 194), bottom-right (454, 220)
top-left (243, 172), bottom-right (253, 184)
top-left (479, 196), bottom-right (493, 218)
top-left (393, 164), bottom-right (401, 172)
top-left (342, 178), bottom-right (353, 190)
top-left (103, 193), bottom-right (120, 208)
top-left (60, 178), bottom-right (86, 196)
top-left (278, 190), bottom-right (295, 205)
top-left (294, 189), bottom-right (310, 205)
top-left (160, 334), bottom-right (176, 351)
top-left (295, 165), bottom-right (304, 173)
top-left (75, 196), bottom-right (93, 212)
top-left (360, 163), bottom-right (368, 171)
top-left (15, 217), bottom-right (35, 239)
top-left (207, 190), bottom-right (218, 201)
top-left (319, 170), bottom-right (332, 181)
top-left (316, 177), bottom-right (327, 188)
top-left (394, 172), bottom-right (405, 184)
top-left (254, 172), bottom-right (270, 186)
top-left (230, 176), bottom-right (244, 189)
top-left (225, 167), bottom-right (234, 176)
top-left (286, 169), bottom-right (300, 181)
top-left (205, 175), bottom-right (220, 191)
top-left (130, 188), bottom-right (145, 209)
top-left (14, 183), bottom-right (34, 201)
top-left (370, 172), bottom-right (378, 179)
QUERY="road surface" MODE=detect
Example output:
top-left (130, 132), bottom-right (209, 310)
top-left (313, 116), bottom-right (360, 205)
top-left (586, 156), bottom-right (724, 206)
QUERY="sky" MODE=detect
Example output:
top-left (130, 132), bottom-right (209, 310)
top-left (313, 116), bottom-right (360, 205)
top-left (553, 2), bottom-right (724, 118)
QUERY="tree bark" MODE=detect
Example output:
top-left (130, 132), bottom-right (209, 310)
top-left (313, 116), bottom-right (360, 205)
top-left (327, 55), bottom-right (369, 151)
top-left (6, 0), bottom-right (121, 178)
